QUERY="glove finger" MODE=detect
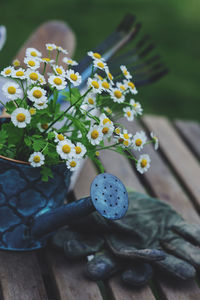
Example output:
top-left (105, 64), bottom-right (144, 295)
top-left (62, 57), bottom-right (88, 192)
top-left (122, 262), bottom-right (153, 287)
top-left (153, 252), bottom-right (196, 280)
top-left (173, 222), bottom-right (200, 245)
top-left (85, 251), bottom-right (120, 281)
top-left (161, 232), bottom-right (200, 268)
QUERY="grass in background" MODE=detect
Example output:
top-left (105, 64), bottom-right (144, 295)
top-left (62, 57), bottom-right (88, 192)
top-left (0, 0), bottom-right (199, 121)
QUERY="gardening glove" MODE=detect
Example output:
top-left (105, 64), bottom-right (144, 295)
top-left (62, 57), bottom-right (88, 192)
top-left (51, 190), bottom-right (200, 286)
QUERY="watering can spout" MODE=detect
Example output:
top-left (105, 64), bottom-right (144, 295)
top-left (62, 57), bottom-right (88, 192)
top-left (30, 173), bottom-right (129, 239)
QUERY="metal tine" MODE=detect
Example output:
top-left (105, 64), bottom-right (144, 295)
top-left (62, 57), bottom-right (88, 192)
top-left (135, 68), bottom-right (169, 86)
top-left (132, 63), bottom-right (167, 79)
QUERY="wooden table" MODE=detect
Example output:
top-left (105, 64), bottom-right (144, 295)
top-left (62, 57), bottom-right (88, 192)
top-left (0, 115), bottom-right (199, 300)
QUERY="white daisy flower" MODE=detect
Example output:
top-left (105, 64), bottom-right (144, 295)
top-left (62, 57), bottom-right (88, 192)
top-left (11, 108), bottom-right (31, 128)
top-left (53, 65), bottom-right (66, 76)
top-left (136, 154), bottom-right (151, 174)
top-left (33, 99), bottom-right (48, 110)
top-left (53, 131), bottom-right (66, 143)
top-left (114, 127), bottom-right (121, 135)
top-left (88, 51), bottom-right (103, 60)
top-left (24, 57), bottom-right (40, 70)
top-left (25, 48), bottom-right (42, 59)
top-left (46, 43), bottom-right (56, 51)
top-left (37, 123), bottom-right (49, 132)
top-left (101, 80), bottom-right (111, 91)
top-left (26, 70), bottom-right (41, 84)
top-left (133, 131), bottom-right (147, 151)
top-left (124, 80), bottom-right (138, 94)
top-left (87, 125), bottom-right (103, 145)
top-left (66, 157), bottom-right (81, 171)
top-left (101, 122), bottom-right (114, 138)
top-left (116, 81), bottom-right (127, 92)
top-left (104, 107), bottom-right (112, 115)
top-left (12, 68), bottom-right (26, 80)
top-left (87, 78), bottom-right (103, 93)
top-left (99, 113), bottom-right (112, 126)
top-left (93, 59), bottom-right (107, 71)
top-left (48, 75), bottom-right (67, 90)
top-left (94, 73), bottom-right (103, 81)
top-left (120, 65), bottom-right (132, 80)
top-left (2, 81), bottom-right (22, 100)
top-left (66, 69), bottom-right (82, 86)
top-left (1, 66), bottom-right (14, 77)
top-left (62, 57), bottom-right (78, 66)
top-left (74, 142), bottom-right (87, 158)
top-left (38, 74), bottom-right (46, 85)
top-left (120, 130), bottom-right (133, 147)
top-left (105, 67), bottom-right (114, 85)
top-left (40, 57), bottom-right (55, 64)
top-left (123, 106), bottom-right (135, 121)
top-left (12, 59), bottom-right (21, 67)
top-left (109, 88), bottom-right (125, 103)
top-left (56, 46), bottom-right (68, 54)
top-left (27, 86), bottom-right (47, 102)
top-left (56, 139), bottom-right (75, 159)
top-left (29, 107), bottom-right (36, 115)
top-left (150, 132), bottom-right (159, 150)
top-left (83, 93), bottom-right (97, 107)
top-left (29, 152), bottom-right (45, 167)
top-left (130, 99), bottom-right (143, 115)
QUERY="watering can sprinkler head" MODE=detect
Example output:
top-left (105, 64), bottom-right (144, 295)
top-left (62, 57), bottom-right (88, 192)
top-left (31, 173), bottom-right (129, 239)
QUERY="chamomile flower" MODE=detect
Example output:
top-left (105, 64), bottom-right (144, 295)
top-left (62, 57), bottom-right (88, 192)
top-left (27, 86), bottom-right (47, 102)
top-left (12, 68), bottom-right (26, 80)
top-left (48, 75), bottom-right (67, 90)
top-left (125, 80), bottom-right (138, 95)
top-left (40, 57), bottom-right (55, 64)
top-left (133, 131), bottom-right (147, 151)
top-left (56, 139), bottom-right (75, 159)
top-left (56, 46), bottom-right (68, 54)
top-left (109, 88), bottom-right (125, 103)
top-left (123, 107), bottom-right (135, 121)
top-left (87, 125), bottom-right (103, 145)
top-left (116, 81), bottom-right (127, 92)
top-left (53, 65), bottom-right (66, 76)
top-left (99, 113), bottom-right (112, 126)
top-left (26, 70), bottom-right (41, 84)
top-left (38, 74), bottom-right (46, 85)
top-left (29, 107), bottom-right (36, 115)
top-left (83, 93), bottom-right (97, 107)
top-left (130, 99), bottom-right (143, 115)
top-left (104, 107), bottom-right (112, 115)
top-left (1, 66), bottom-right (14, 77)
top-left (54, 131), bottom-right (66, 143)
top-left (93, 59), bottom-right (107, 71)
top-left (25, 48), bottom-right (42, 59)
top-left (94, 73), bottom-right (103, 81)
top-left (120, 65), bottom-right (132, 80)
top-left (62, 57), bottom-right (78, 66)
top-left (87, 78), bottom-right (103, 93)
top-left (101, 122), bottom-right (114, 138)
top-left (12, 59), bottom-right (20, 67)
top-left (24, 57), bottom-right (40, 70)
top-left (66, 69), bottom-right (82, 86)
top-left (37, 123), bottom-right (49, 132)
top-left (33, 99), bottom-right (48, 110)
top-left (105, 67), bottom-right (114, 84)
top-left (11, 108), bottom-right (31, 128)
top-left (120, 130), bottom-right (133, 147)
top-left (88, 51), bottom-right (103, 60)
top-left (2, 82), bottom-right (22, 100)
top-left (114, 127), bottom-right (121, 135)
top-left (101, 80), bottom-right (111, 91)
top-left (46, 43), bottom-right (56, 51)
top-left (29, 152), bottom-right (45, 167)
top-left (150, 132), bottom-right (159, 150)
top-left (136, 154), bottom-right (151, 174)
top-left (74, 142), bottom-right (87, 158)
top-left (66, 157), bottom-right (81, 171)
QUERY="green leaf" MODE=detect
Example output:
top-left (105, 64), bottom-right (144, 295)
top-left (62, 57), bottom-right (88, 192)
top-left (5, 101), bottom-right (17, 114)
top-left (24, 136), bottom-right (32, 147)
top-left (41, 166), bottom-right (53, 182)
top-left (32, 138), bottom-right (46, 151)
top-left (0, 129), bottom-right (8, 144)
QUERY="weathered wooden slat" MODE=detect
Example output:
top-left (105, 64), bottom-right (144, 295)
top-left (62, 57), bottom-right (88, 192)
top-left (142, 115), bottom-right (200, 210)
top-left (0, 252), bottom-right (48, 300)
top-left (174, 120), bottom-right (200, 160)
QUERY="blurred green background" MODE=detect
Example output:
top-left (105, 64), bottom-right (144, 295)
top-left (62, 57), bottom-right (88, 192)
top-left (0, 0), bottom-right (199, 121)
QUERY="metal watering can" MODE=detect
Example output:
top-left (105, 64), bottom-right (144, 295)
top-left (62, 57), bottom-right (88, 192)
top-left (0, 155), bottom-right (128, 251)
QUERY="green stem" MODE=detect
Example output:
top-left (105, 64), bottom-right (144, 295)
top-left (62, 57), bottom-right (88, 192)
top-left (42, 63), bottom-right (47, 75)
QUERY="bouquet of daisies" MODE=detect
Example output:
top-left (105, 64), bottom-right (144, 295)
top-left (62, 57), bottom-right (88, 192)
top-left (0, 43), bottom-right (158, 181)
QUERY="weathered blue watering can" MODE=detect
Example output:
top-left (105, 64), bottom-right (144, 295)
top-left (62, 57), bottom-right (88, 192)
top-left (0, 155), bottom-right (128, 251)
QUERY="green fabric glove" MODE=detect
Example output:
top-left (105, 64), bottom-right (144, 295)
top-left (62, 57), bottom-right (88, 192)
top-left (51, 191), bottom-right (200, 286)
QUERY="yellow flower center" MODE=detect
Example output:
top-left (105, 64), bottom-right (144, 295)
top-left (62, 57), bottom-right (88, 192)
top-left (114, 90), bottom-right (122, 98)
top-left (120, 85), bottom-right (125, 90)
top-left (95, 151), bottom-right (100, 156)
top-left (28, 60), bottom-right (36, 67)
top-left (88, 98), bottom-right (94, 104)
top-left (68, 59), bottom-right (73, 64)
top-left (29, 72), bottom-right (38, 81)
top-left (57, 134), bottom-right (64, 141)
top-left (70, 161), bottom-right (76, 167)
top-left (33, 90), bottom-right (42, 98)
top-left (115, 128), bottom-right (120, 134)
top-left (16, 113), bottom-right (25, 122)
top-left (141, 159), bottom-right (147, 168)
top-left (98, 75), bottom-right (103, 81)
top-left (16, 71), bottom-right (24, 77)
top-left (97, 62), bottom-right (104, 68)
top-left (62, 145), bottom-right (71, 153)
top-left (7, 86), bottom-right (16, 94)
top-left (38, 103), bottom-right (45, 106)
top-left (123, 133), bottom-right (129, 139)
top-left (103, 118), bottom-right (111, 125)
top-left (91, 81), bottom-right (99, 89)
top-left (102, 127), bottom-right (109, 134)
top-left (41, 123), bottom-right (48, 130)
top-left (123, 140), bottom-right (129, 146)
top-left (126, 111), bottom-right (131, 117)
top-left (70, 73), bottom-right (78, 81)
top-left (29, 108), bottom-right (36, 115)
top-left (91, 130), bottom-right (99, 139)
top-left (47, 46), bottom-right (53, 50)
top-left (102, 81), bottom-right (109, 89)
top-left (128, 81), bottom-right (135, 89)
top-left (123, 70), bottom-right (128, 76)
top-left (33, 155), bottom-right (41, 163)
top-left (53, 78), bottom-right (62, 85)
top-left (42, 58), bottom-right (51, 62)
top-left (75, 146), bottom-right (82, 154)
top-left (5, 69), bottom-right (11, 75)
top-left (118, 138), bottom-right (124, 143)
top-left (93, 53), bottom-right (101, 59)
top-left (30, 51), bottom-right (37, 57)
top-left (133, 103), bottom-right (138, 107)
top-left (13, 60), bottom-right (20, 67)
top-left (108, 72), bottom-right (113, 80)
top-left (56, 68), bottom-right (63, 75)
top-left (135, 139), bottom-right (142, 146)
